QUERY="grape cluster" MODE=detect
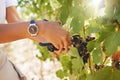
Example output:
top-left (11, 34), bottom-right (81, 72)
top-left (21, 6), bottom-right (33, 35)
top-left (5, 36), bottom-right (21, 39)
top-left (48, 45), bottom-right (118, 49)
top-left (94, 64), bottom-right (104, 70)
top-left (71, 35), bottom-right (95, 64)
top-left (39, 34), bottom-right (95, 64)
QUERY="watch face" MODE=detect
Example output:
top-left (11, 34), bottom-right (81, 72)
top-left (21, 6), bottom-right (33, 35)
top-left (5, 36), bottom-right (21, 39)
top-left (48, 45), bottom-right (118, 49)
top-left (29, 25), bottom-right (38, 35)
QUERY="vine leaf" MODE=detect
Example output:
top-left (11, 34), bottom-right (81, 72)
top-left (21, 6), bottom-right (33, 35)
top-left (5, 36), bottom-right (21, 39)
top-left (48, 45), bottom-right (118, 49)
top-left (92, 47), bottom-right (102, 64)
top-left (94, 66), bottom-right (120, 80)
top-left (56, 69), bottom-right (67, 79)
top-left (57, 0), bottom-right (64, 4)
top-left (59, 6), bottom-right (69, 25)
top-left (59, 54), bottom-right (71, 71)
top-left (104, 31), bottom-right (120, 56)
top-left (34, 42), bottom-right (51, 61)
top-left (87, 41), bottom-right (96, 52)
top-left (59, 0), bottom-right (72, 25)
top-left (70, 17), bottom-right (84, 33)
top-left (71, 58), bottom-right (84, 75)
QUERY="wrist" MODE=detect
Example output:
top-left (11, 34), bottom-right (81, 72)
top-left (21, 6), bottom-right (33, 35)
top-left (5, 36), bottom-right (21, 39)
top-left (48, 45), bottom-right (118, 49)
top-left (27, 19), bottom-right (48, 38)
top-left (27, 20), bottom-right (39, 37)
top-left (36, 20), bottom-right (47, 37)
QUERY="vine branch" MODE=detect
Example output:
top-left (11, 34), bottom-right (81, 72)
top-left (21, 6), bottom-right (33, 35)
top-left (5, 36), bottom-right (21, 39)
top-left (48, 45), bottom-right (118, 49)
top-left (88, 54), bottom-right (93, 74)
top-left (83, 26), bottom-right (86, 40)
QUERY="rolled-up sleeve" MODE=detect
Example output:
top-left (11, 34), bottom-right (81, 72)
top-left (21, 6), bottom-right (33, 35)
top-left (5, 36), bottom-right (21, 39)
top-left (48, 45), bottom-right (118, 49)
top-left (6, 0), bottom-right (18, 7)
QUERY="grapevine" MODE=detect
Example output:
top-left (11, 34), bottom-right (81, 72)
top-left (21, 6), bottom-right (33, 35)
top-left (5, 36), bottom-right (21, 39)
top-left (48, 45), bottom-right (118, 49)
top-left (18, 0), bottom-right (120, 80)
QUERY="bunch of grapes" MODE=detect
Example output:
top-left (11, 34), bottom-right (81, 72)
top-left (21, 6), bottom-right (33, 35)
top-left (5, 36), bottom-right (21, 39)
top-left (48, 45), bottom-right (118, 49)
top-left (71, 35), bottom-right (95, 64)
top-left (39, 34), bottom-right (95, 64)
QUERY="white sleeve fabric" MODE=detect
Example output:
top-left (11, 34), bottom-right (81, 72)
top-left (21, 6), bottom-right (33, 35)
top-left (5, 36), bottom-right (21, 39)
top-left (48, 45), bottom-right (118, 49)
top-left (6, 0), bottom-right (18, 7)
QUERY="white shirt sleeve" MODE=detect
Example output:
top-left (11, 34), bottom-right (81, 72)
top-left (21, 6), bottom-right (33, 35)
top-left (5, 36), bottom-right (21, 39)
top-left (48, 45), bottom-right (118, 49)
top-left (6, 0), bottom-right (18, 7)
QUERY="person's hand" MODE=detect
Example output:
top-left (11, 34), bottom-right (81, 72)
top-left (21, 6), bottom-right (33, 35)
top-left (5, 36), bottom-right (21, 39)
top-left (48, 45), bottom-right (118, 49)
top-left (35, 20), bottom-right (71, 54)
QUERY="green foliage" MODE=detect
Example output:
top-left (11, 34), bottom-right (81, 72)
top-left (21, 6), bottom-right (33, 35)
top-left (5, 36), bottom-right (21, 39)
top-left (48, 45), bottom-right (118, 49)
top-left (17, 0), bottom-right (60, 20)
top-left (70, 17), bottom-right (84, 33)
top-left (34, 42), bottom-right (51, 61)
top-left (94, 66), bottom-right (120, 80)
top-left (104, 31), bottom-right (120, 56)
top-left (18, 0), bottom-right (120, 80)
top-left (59, 0), bottom-right (72, 25)
top-left (56, 69), bottom-right (68, 79)
top-left (92, 47), bottom-right (103, 64)
top-left (59, 54), bottom-right (71, 71)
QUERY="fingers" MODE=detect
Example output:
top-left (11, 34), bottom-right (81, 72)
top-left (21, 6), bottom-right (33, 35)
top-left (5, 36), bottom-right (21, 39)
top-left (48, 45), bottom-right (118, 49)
top-left (53, 41), bottom-right (64, 54)
top-left (52, 52), bottom-right (58, 59)
top-left (53, 32), bottom-right (71, 54)
top-left (58, 41), bottom-right (64, 53)
top-left (40, 21), bottom-right (71, 54)
top-left (67, 36), bottom-right (72, 46)
top-left (63, 32), bottom-right (72, 53)
top-left (57, 21), bottom-right (62, 26)
top-left (63, 36), bottom-right (68, 53)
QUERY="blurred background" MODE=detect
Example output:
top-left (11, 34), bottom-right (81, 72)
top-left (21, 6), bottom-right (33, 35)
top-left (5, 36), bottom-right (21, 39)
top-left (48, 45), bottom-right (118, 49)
top-left (0, 39), bottom-right (62, 80)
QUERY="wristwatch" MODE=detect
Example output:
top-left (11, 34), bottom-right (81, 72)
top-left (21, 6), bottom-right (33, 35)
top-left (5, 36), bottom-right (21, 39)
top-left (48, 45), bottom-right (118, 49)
top-left (28, 20), bottom-right (39, 37)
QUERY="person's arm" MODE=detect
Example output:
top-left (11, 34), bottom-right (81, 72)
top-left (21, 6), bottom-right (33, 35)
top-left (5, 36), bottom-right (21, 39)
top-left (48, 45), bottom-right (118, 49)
top-left (0, 22), bottom-right (28, 43)
top-left (0, 21), bottom-right (71, 53)
top-left (6, 6), bottom-right (22, 22)
top-left (0, 6), bottom-right (71, 53)
top-left (5, 6), bottom-right (47, 42)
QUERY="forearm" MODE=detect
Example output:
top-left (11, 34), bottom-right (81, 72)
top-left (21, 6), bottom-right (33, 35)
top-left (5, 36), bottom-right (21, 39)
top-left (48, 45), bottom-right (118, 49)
top-left (0, 20), bottom-right (71, 53)
top-left (0, 22), bottom-right (29, 43)
top-left (3, 6), bottom-right (71, 53)
top-left (6, 6), bottom-right (22, 23)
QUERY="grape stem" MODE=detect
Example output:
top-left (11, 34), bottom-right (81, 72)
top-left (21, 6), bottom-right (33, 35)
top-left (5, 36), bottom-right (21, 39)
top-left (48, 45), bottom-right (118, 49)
top-left (83, 26), bottom-right (86, 40)
top-left (88, 54), bottom-right (93, 74)
top-left (101, 56), bottom-right (108, 66)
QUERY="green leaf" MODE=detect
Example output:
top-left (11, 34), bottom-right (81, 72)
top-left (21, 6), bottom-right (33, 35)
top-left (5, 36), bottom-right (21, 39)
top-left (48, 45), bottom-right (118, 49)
top-left (56, 69), bottom-right (67, 79)
top-left (96, 17), bottom-right (109, 25)
top-left (71, 58), bottom-right (84, 75)
top-left (59, 6), bottom-right (69, 25)
top-left (69, 47), bottom-right (80, 58)
top-left (57, 0), bottom-right (64, 4)
top-left (86, 74), bottom-right (94, 80)
top-left (104, 31), bottom-right (120, 56)
top-left (59, 55), bottom-right (71, 71)
top-left (72, 58), bottom-right (83, 69)
top-left (87, 27), bottom-right (100, 34)
top-left (34, 42), bottom-right (51, 61)
top-left (70, 17), bottom-right (84, 33)
top-left (59, 0), bottom-right (72, 25)
top-left (105, 0), bottom-right (115, 19)
top-left (78, 71), bottom-right (86, 80)
top-left (92, 47), bottom-right (102, 64)
top-left (87, 41), bottom-right (96, 52)
top-left (113, 5), bottom-right (120, 23)
top-left (94, 66), bottom-right (120, 80)
top-left (98, 23), bottom-right (115, 43)
top-left (70, 5), bottom-right (84, 18)
top-left (87, 20), bottom-right (101, 34)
